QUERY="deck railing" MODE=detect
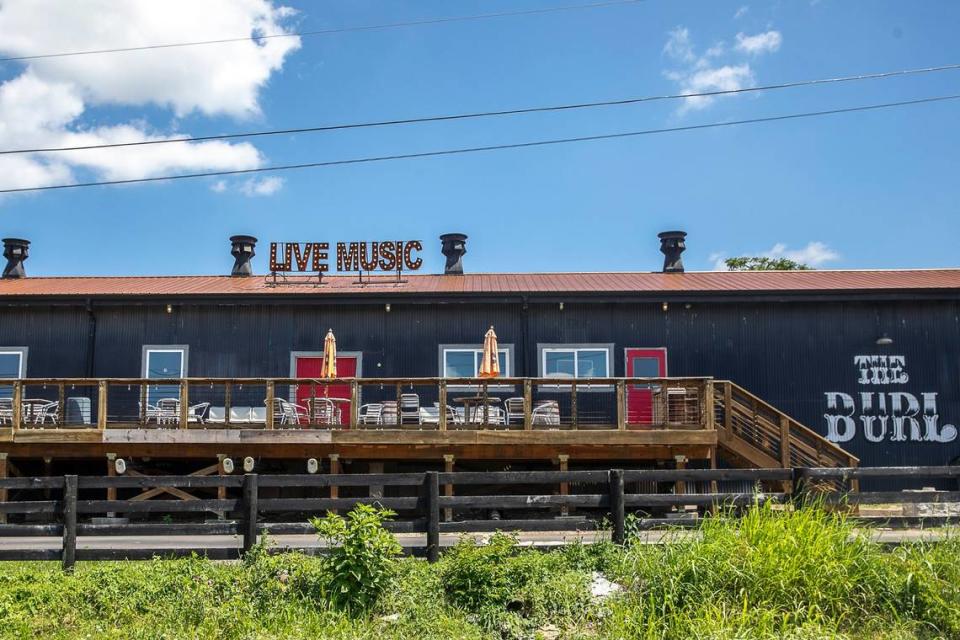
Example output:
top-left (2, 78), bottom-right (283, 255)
top-left (0, 376), bottom-right (713, 432)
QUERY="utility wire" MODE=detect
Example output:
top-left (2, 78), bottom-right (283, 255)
top-left (0, 0), bottom-right (646, 63)
top-left (3, 62), bottom-right (959, 156)
top-left (2, 93), bottom-right (957, 194)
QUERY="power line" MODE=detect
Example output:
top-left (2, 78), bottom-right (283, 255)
top-left (2, 93), bottom-right (957, 194)
top-left (0, 0), bottom-right (646, 63)
top-left (4, 62), bottom-right (959, 156)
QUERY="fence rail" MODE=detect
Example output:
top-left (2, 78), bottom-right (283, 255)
top-left (1, 466), bottom-right (958, 569)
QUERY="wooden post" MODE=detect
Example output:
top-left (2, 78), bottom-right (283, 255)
top-left (349, 380), bottom-right (359, 429)
top-left (264, 381), bottom-right (275, 430)
top-left (216, 454), bottom-right (228, 520)
top-left (105, 453), bottom-right (117, 502)
top-left (779, 416), bottom-right (792, 493)
top-left (570, 382), bottom-right (578, 429)
top-left (616, 380), bottom-right (626, 430)
top-left (224, 383), bottom-right (232, 427)
top-left (723, 382), bottom-right (732, 432)
top-left (11, 381), bottom-right (22, 432)
top-left (609, 469), bottom-right (625, 545)
top-left (328, 453), bottom-right (340, 512)
top-left (179, 379), bottom-right (189, 429)
top-left (558, 454), bottom-right (570, 517)
top-left (395, 383), bottom-right (401, 427)
top-left (443, 454), bottom-right (454, 522)
top-left (96, 380), bottom-right (107, 430)
top-left (62, 474), bottom-right (78, 571)
top-left (674, 455), bottom-right (687, 496)
top-left (424, 471), bottom-right (440, 563)
top-left (0, 453), bottom-right (7, 525)
top-left (139, 383), bottom-right (147, 426)
top-left (523, 379), bottom-right (533, 430)
top-left (704, 380), bottom-right (715, 430)
top-left (708, 447), bottom-right (719, 514)
top-left (368, 462), bottom-right (385, 499)
top-left (242, 473), bottom-right (258, 553)
top-left (438, 381), bottom-right (447, 431)
top-left (57, 383), bottom-right (66, 427)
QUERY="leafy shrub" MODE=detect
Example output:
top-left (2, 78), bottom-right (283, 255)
top-left (311, 504), bottom-right (402, 615)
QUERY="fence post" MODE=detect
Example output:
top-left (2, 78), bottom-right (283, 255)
top-left (242, 473), bottom-right (258, 554)
top-left (438, 381), bottom-right (447, 432)
top-left (609, 469), bottom-right (625, 545)
top-left (62, 474), bottom-right (78, 571)
top-left (792, 467), bottom-right (806, 506)
top-left (424, 471), bottom-right (440, 563)
top-left (11, 381), bottom-right (22, 432)
top-left (523, 379), bottom-right (533, 430)
top-left (264, 381), bottom-right (275, 430)
top-left (96, 381), bottom-right (108, 430)
top-left (616, 380), bottom-right (626, 430)
top-left (179, 379), bottom-right (189, 429)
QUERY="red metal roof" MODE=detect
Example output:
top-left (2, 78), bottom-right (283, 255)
top-left (0, 269), bottom-right (958, 298)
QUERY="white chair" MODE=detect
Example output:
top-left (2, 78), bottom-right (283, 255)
top-left (0, 398), bottom-right (13, 424)
top-left (472, 405), bottom-right (505, 426)
top-left (307, 397), bottom-right (338, 425)
top-left (358, 403), bottom-right (383, 426)
top-left (188, 402), bottom-right (210, 424)
top-left (155, 398), bottom-right (180, 425)
top-left (34, 401), bottom-right (60, 425)
top-left (532, 401), bottom-right (561, 426)
top-left (504, 397), bottom-right (525, 425)
top-left (399, 394), bottom-right (420, 425)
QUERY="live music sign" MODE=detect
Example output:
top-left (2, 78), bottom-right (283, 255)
top-left (269, 241), bottom-right (423, 273)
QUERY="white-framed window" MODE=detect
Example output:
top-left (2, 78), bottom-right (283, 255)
top-left (0, 347), bottom-right (27, 398)
top-left (439, 344), bottom-right (513, 390)
top-left (537, 344), bottom-right (614, 391)
top-left (142, 345), bottom-right (188, 403)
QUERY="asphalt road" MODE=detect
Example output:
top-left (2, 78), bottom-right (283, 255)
top-left (0, 528), bottom-right (949, 552)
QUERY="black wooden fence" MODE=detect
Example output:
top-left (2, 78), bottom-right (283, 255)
top-left (1, 466), bottom-right (959, 570)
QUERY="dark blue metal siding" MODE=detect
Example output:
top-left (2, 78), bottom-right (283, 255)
top-left (0, 297), bottom-right (957, 467)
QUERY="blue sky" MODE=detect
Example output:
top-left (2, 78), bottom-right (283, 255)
top-left (0, 0), bottom-right (957, 276)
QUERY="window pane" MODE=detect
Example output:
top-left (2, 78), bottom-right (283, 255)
top-left (545, 351), bottom-right (575, 378)
top-left (577, 350), bottom-right (608, 377)
top-left (497, 351), bottom-right (508, 376)
top-left (147, 351), bottom-right (183, 378)
top-left (445, 351), bottom-right (476, 377)
top-left (0, 353), bottom-right (21, 379)
top-left (631, 356), bottom-right (661, 377)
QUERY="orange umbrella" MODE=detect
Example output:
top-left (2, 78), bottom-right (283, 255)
top-left (322, 329), bottom-right (337, 379)
top-left (478, 326), bottom-right (500, 378)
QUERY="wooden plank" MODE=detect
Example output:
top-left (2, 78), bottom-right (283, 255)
top-left (242, 474), bottom-right (258, 553)
top-left (0, 500), bottom-right (61, 514)
top-left (0, 549), bottom-right (60, 561)
top-left (261, 520), bottom-right (425, 535)
top-left (523, 379), bottom-right (532, 430)
top-left (438, 381), bottom-right (447, 432)
top-left (0, 477), bottom-right (66, 490)
top-left (79, 475), bottom-right (242, 489)
top-left (798, 466), bottom-right (960, 479)
top-left (439, 470), bottom-right (609, 485)
top-left (179, 380), bottom-right (189, 429)
top-left (76, 548), bottom-right (242, 562)
top-left (623, 493), bottom-right (786, 507)
top-left (616, 381), bottom-right (626, 431)
top-left (77, 522), bottom-right (240, 536)
top-left (821, 491), bottom-right (960, 505)
top-left (0, 523), bottom-right (62, 537)
top-left (11, 381), bottom-right (22, 432)
top-left (703, 380), bottom-right (715, 431)
top-left (258, 497), bottom-right (419, 512)
top-left (62, 475), bottom-right (77, 570)
top-left (77, 499), bottom-right (239, 514)
top-left (258, 473), bottom-right (425, 488)
top-left (265, 381), bottom-right (275, 430)
top-left (623, 468), bottom-right (791, 483)
top-left (440, 519), bottom-right (597, 533)
top-left (439, 495), bottom-right (607, 509)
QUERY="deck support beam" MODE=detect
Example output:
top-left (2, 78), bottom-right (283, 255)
top-left (0, 452), bottom-right (7, 524)
top-left (674, 455), bottom-right (688, 496)
top-left (368, 461), bottom-right (384, 499)
top-left (106, 453), bottom-right (117, 517)
top-left (328, 453), bottom-right (340, 512)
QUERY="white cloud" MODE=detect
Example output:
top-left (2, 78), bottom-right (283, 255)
top-left (734, 30), bottom-right (783, 55)
top-left (711, 242), bottom-right (839, 270)
top-left (0, 0), bottom-right (299, 194)
top-left (734, 6), bottom-right (750, 19)
top-left (210, 180), bottom-right (228, 193)
top-left (238, 176), bottom-right (284, 196)
top-left (662, 25), bottom-right (780, 114)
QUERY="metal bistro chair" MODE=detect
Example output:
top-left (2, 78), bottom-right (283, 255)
top-left (155, 398), bottom-right (180, 425)
top-left (34, 401), bottom-right (60, 425)
top-left (504, 397), bottom-right (526, 426)
top-left (381, 401), bottom-right (399, 427)
top-left (531, 400), bottom-right (561, 427)
top-left (471, 404), bottom-right (505, 427)
top-left (399, 393), bottom-right (421, 425)
top-left (307, 397), bottom-right (339, 426)
top-left (188, 402), bottom-right (210, 425)
top-left (270, 398), bottom-right (308, 427)
top-left (0, 397), bottom-right (13, 424)
top-left (357, 403), bottom-right (384, 427)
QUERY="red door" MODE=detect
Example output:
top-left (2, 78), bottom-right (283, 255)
top-left (294, 355), bottom-right (358, 425)
top-left (625, 348), bottom-right (667, 426)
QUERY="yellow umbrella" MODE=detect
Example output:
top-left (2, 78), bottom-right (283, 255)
top-left (322, 329), bottom-right (337, 379)
top-left (478, 326), bottom-right (500, 378)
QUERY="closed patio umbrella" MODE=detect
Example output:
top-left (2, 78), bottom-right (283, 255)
top-left (322, 329), bottom-right (337, 379)
top-left (478, 326), bottom-right (500, 378)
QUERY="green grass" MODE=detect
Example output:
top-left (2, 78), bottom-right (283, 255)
top-left (0, 504), bottom-right (958, 640)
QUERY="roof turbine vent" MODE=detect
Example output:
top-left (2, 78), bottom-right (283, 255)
top-left (2, 238), bottom-right (30, 279)
top-left (658, 231), bottom-right (686, 274)
top-left (440, 233), bottom-right (468, 275)
top-left (229, 235), bottom-right (257, 277)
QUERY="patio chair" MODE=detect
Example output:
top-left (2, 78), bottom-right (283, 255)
top-left (357, 403), bottom-right (383, 426)
top-left (155, 398), bottom-right (180, 425)
top-left (34, 401), bottom-right (59, 425)
top-left (531, 401), bottom-right (561, 426)
top-left (504, 397), bottom-right (525, 425)
top-left (138, 401), bottom-right (160, 424)
top-left (381, 401), bottom-right (399, 427)
top-left (229, 407), bottom-right (253, 424)
top-left (399, 393), bottom-right (420, 425)
top-left (0, 398), bottom-right (12, 424)
top-left (188, 402), bottom-right (210, 424)
top-left (269, 398), bottom-right (307, 426)
top-left (307, 397), bottom-right (338, 425)
top-left (471, 405), bottom-right (505, 426)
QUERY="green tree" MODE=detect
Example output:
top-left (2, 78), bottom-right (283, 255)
top-left (724, 256), bottom-right (812, 271)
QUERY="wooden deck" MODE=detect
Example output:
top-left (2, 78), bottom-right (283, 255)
top-left (0, 376), bottom-right (856, 468)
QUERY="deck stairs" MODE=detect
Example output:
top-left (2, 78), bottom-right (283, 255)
top-left (712, 381), bottom-right (858, 469)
